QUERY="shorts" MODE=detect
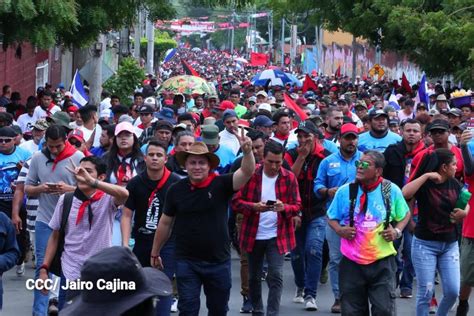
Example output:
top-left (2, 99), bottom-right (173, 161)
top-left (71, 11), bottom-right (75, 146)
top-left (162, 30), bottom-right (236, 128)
top-left (460, 237), bottom-right (474, 286)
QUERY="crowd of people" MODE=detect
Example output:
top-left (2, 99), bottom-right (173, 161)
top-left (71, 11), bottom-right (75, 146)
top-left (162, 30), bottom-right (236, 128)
top-left (0, 49), bottom-right (473, 316)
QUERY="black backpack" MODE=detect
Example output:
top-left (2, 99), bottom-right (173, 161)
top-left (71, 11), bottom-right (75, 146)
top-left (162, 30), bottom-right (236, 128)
top-left (348, 180), bottom-right (392, 229)
top-left (49, 192), bottom-right (74, 276)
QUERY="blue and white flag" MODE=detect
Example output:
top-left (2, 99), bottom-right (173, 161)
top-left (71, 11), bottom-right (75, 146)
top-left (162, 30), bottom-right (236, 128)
top-left (417, 74), bottom-right (429, 108)
top-left (70, 70), bottom-right (89, 107)
top-left (163, 48), bottom-right (177, 64)
top-left (388, 88), bottom-right (400, 110)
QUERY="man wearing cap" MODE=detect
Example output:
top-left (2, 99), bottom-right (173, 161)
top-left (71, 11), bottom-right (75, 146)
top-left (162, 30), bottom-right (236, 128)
top-left (136, 105), bottom-right (157, 132)
top-left (256, 90), bottom-right (268, 104)
top-left (358, 109), bottom-right (402, 153)
top-left (0, 126), bottom-right (32, 277)
top-left (201, 95), bottom-right (219, 119)
top-left (416, 103), bottom-right (428, 116)
top-left (68, 129), bottom-right (92, 157)
top-left (139, 120), bottom-right (174, 150)
top-left (20, 119), bottom-right (49, 154)
top-left (201, 124), bottom-right (236, 174)
top-left (354, 101), bottom-right (368, 122)
top-left (447, 108), bottom-right (463, 144)
top-left (219, 110), bottom-right (242, 156)
top-left (253, 115), bottom-right (274, 137)
top-left (25, 125), bottom-right (84, 316)
top-left (435, 94), bottom-right (449, 112)
top-left (314, 123), bottom-right (362, 313)
top-left (151, 130), bottom-right (255, 316)
top-left (283, 120), bottom-right (331, 311)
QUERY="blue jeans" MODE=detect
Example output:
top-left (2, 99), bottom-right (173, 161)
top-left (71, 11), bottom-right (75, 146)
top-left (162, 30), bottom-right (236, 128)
top-left (290, 216), bottom-right (326, 298)
top-left (412, 237), bottom-right (460, 316)
top-left (33, 221), bottom-right (53, 316)
top-left (176, 259), bottom-right (231, 316)
top-left (393, 228), bottom-right (415, 292)
top-left (326, 224), bottom-right (342, 300)
top-left (156, 240), bottom-right (176, 316)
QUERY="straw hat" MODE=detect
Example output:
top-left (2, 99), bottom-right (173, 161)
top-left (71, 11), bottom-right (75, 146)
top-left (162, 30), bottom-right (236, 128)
top-left (175, 142), bottom-right (220, 169)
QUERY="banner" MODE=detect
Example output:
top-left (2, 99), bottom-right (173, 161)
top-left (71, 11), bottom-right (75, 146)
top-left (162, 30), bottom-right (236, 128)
top-left (250, 52), bottom-right (268, 66)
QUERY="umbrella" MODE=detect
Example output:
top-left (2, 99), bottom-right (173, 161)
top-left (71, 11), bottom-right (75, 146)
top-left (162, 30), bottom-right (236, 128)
top-left (285, 73), bottom-right (302, 87)
top-left (191, 47), bottom-right (202, 52)
top-left (158, 75), bottom-right (217, 95)
top-left (251, 69), bottom-right (293, 86)
top-left (234, 57), bottom-right (249, 64)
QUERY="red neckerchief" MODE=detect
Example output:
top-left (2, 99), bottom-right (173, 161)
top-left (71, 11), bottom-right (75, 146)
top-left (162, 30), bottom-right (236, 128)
top-left (147, 168), bottom-right (171, 209)
top-left (312, 140), bottom-right (326, 159)
top-left (405, 141), bottom-right (425, 158)
top-left (52, 141), bottom-right (76, 171)
top-left (190, 172), bottom-right (217, 190)
top-left (346, 111), bottom-right (353, 118)
top-left (274, 132), bottom-right (288, 141)
top-left (169, 148), bottom-right (176, 156)
top-left (76, 190), bottom-right (105, 225)
top-left (138, 123), bottom-right (144, 129)
top-left (359, 176), bottom-right (383, 213)
top-left (47, 102), bottom-right (56, 116)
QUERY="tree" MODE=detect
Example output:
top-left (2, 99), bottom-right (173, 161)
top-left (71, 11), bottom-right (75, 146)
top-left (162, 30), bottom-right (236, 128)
top-left (140, 31), bottom-right (178, 64)
top-left (103, 57), bottom-right (145, 106)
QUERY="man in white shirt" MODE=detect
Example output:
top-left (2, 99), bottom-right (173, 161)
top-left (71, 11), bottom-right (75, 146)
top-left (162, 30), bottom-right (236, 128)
top-left (219, 110), bottom-right (242, 156)
top-left (20, 119), bottom-right (49, 154)
top-left (32, 91), bottom-right (61, 121)
top-left (17, 98), bottom-right (37, 133)
top-left (76, 104), bottom-right (102, 148)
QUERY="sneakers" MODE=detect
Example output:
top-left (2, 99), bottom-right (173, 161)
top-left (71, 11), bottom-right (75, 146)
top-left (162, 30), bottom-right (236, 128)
top-left (284, 252), bottom-right (291, 261)
top-left (429, 297), bottom-right (438, 314)
top-left (400, 289), bottom-right (413, 298)
top-left (293, 288), bottom-right (305, 304)
top-left (48, 298), bottom-right (59, 315)
top-left (456, 300), bottom-right (469, 316)
top-left (331, 299), bottom-right (341, 314)
top-left (170, 297), bottom-right (178, 313)
top-left (320, 268), bottom-right (328, 284)
top-left (240, 295), bottom-right (252, 313)
top-left (304, 296), bottom-right (318, 311)
top-left (16, 262), bottom-right (25, 276)
top-left (261, 270), bottom-right (268, 281)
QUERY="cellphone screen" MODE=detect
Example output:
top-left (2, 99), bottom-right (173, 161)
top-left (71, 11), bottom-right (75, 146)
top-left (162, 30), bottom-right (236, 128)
top-left (266, 200), bottom-right (276, 206)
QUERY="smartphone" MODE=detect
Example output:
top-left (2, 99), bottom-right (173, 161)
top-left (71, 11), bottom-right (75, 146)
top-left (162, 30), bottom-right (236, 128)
top-left (46, 182), bottom-right (59, 187)
top-left (266, 200), bottom-right (276, 206)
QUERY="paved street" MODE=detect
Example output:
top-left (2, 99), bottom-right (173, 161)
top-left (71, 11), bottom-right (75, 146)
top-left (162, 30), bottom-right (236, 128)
top-left (2, 251), bottom-right (471, 315)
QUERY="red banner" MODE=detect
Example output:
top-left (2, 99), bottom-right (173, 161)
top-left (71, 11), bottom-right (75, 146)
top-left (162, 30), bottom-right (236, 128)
top-left (302, 74), bottom-right (318, 93)
top-left (284, 93), bottom-right (309, 121)
top-left (250, 52), bottom-right (268, 66)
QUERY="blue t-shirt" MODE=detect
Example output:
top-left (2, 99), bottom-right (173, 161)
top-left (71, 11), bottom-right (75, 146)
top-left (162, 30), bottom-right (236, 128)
top-left (214, 145), bottom-right (236, 174)
top-left (0, 146), bottom-right (32, 211)
top-left (358, 131), bottom-right (402, 153)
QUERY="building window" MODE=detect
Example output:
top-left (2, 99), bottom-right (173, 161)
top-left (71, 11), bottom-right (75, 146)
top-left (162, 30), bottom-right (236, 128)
top-left (36, 61), bottom-right (49, 90)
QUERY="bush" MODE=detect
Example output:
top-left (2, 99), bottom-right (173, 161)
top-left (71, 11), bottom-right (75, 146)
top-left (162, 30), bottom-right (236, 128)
top-left (140, 31), bottom-right (178, 64)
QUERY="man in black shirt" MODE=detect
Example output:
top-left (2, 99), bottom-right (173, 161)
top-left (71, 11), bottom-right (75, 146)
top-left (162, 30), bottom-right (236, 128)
top-left (121, 140), bottom-right (181, 315)
top-left (151, 128), bottom-right (255, 316)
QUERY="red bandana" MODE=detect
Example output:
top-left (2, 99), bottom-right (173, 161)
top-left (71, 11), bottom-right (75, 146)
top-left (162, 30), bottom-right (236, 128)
top-left (359, 177), bottom-right (383, 213)
top-left (76, 190), bottom-right (105, 225)
top-left (273, 132), bottom-right (289, 141)
top-left (190, 172), bottom-right (217, 190)
top-left (147, 168), bottom-right (172, 208)
top-left (405, 141), bottom-right (425, 159)
top-left (52, 141), bottom-right (77, 171)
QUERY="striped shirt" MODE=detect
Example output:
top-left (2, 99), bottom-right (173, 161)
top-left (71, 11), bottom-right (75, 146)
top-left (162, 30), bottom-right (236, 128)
top-left (15, 159), bottom-right (38, 232)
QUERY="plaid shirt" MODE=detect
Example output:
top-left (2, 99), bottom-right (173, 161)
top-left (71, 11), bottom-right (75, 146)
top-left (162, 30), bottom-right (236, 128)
top-left (232, 165), bottom-right (301, 254)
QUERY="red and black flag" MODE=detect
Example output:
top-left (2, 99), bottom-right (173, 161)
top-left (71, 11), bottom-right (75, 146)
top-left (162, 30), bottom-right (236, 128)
top-left (181, 59), bottom-right (200, 77)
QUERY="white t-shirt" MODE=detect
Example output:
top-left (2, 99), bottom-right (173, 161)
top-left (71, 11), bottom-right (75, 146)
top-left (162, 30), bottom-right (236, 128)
top-left (19, 140), bottom-right (39, 155)
top-left (256, 172), bottom-right (278, 240)
top-left (78, 124), bottom-right (102, 148)
top-left (398, 110), bottom-right (415, 121)
top-left (17, 113), bottom-right (36, 133)
top-left (219, 129), bottom-right (240, 156)
top-left (32, 105), bottom-right (60, 121)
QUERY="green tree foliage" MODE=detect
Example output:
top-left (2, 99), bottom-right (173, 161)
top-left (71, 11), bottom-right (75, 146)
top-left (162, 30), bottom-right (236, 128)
top-left (140, 31), bottom-right (177, 61)
top-left (0, 0), bottom-right (175, 49)
top-left (103, 57), bottom-right (145, 106)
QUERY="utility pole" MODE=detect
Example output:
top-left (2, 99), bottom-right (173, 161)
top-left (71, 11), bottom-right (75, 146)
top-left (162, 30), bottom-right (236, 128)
top-left (375, 28), bottom-right (382, 65)
top-left (268, 11), bottom-right (273, 65)
top-left (145, 13), bottom-right (154, 75)
top-left (230, 10), bottom-right (235, 54)
top-left (280, 18), bottom-right (285, 67)
top-left (134, 10), bottom-right (142, 60)
top-left (89, 34), bottom-right (106, 105)
top-left (352, 34), bottom-right (357, 82)
top-left (290, 24), bottom-right (297, 71)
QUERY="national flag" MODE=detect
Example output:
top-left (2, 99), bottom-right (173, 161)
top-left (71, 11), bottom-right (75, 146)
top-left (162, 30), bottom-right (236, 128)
top-left (388, 88), bottom-right (400, 110)
top-left (283, 93), bottom-right (309, 121)
top-left (250, 52), bottom-right (268, 66)
top-left (335, 65), bottom-right (341, 78)
top-left (70, 70), bottom-right (89, 108)
top-left (181, 59), bottom-right (200, 77)
top-left (302, 74), bottom-right (318, 93)
top-left (417, 74), bottom-right (429, 108)
top-left (163, 48), bottom-right (177, 64)
top-left (401, 73), bottom-right (413, 94)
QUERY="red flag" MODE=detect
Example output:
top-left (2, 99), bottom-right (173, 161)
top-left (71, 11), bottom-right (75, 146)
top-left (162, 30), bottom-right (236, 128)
top-left (284, 93), bottom-right (309, 121)
top-left (402, 73), bottom-right (413, 94)
top-left (302, 74), bottom-right (318, 93)
top-left (250, 52), bottom-right (268, 66)
top-left (181, 59), bottom-right (200, 77)
top-left (335, 65), bottom-right (341, 78)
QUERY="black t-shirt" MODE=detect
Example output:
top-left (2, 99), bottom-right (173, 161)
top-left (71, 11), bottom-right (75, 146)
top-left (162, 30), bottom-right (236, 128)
top-left (415, 178), bottom-right (463, 242)
top-left (125, 171), bottom-right (181, 241)
top-left (163, 173), bottom-right (234, 262)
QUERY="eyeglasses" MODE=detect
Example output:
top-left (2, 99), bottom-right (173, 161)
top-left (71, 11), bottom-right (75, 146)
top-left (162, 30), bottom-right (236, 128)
top-left (69, 140), bottom-right (82, 148)
top-left (355, 160), bottom-right (371, 169)
top-left (0, 138), bottom-right (13, 144)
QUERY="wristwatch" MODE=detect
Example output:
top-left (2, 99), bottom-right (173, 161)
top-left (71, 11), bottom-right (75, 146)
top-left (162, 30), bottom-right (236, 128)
top-left (394, 228), bottom-right (402, 239)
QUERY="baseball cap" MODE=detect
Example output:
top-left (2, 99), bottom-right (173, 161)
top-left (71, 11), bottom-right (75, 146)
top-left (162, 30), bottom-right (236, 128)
top-left (144, 97), bottom-right (156, 106)
top-left (68, 129), bottom-right (85, 142)
top-left (248, 96), bottom-right (257, 104)
top-left (427, 119), bottom-right (449, 132)
top-left (257, 103), bottom-right (272, 113)
top-left (222, 109), bottom-right (238, 122)
top-left (256, 91), bottom-right (268, 98)
top-left (296, 97), bottom-right (309, 106)
top-left (115, 122), bottom-right (135, 136)
top-left (201, 124), bottom-right (220, 145)
top-left (340, 123), bottom-right (359, 137)
top-left (354, 101), bottom-right (368, 110)
top-left (155, 107), bottom-right (176, 124)
top-left (154, 120), bottom-right (173, 132)
top-left (368, 109), bottom-right (389, 119)
top-left (267, 96), bottom-right (277, 104)
top-left (0, 127), bottom-right (16, 138)
top-left (436, 94), bottom-right (448, 102)
top-left (294, 120), bottom-right (322, 138)
top-left (138, 105), bottom-right (154, 114)
top-left (33, 119), bottom-right (50, 131)
top-left (47, 111), bottom-right (72, 130)
top-left (218, 100), bottom-right (235, 111)
top-left (448, 108), bottom-right (462, 117)
top-left (389, 118), bottom-right (400, 126)
top-left (253, 115), bottom-right (274, 128)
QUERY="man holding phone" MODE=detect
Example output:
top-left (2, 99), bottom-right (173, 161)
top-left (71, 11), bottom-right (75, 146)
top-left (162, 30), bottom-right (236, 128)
top-left (232, 141), bottom-right (301, 316)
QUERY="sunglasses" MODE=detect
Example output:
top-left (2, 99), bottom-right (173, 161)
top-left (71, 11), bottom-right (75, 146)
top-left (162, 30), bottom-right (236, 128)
top-left (69, 140), bottom-right (82, 148)
top-left (355, 160), bottom-right (371, 169)
top-left (0, 138), bottom-right (14, 144)
top-left (430, 129), bottom-right (447, 135)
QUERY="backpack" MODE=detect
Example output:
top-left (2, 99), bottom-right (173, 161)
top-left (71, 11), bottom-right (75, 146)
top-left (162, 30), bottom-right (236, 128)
top-left (348, 180), bottom-right (392, 229)
top-left (49, 192), bottom-right (74, 276)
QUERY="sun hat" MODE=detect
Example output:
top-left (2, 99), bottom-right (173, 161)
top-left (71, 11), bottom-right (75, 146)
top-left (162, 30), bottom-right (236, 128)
top-left (175, 141), bottom-right (220, 170)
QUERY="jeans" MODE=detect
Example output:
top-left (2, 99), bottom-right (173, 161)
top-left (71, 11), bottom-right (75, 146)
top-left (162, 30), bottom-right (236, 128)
top-left (33, 221), bottom-right (54, 316)
top-left (156, 240), bottom-right (176, 316)
top-left (290, 216), bottom-right (326, 298)
top-left (248, 238), bottom-right (284, 316)
top-left (236, 214), bottom-right (249, 297)
top-left (393, 228), bottom-right (415, 292)
top-left (326, 224), bottom-right (342, 300)
top-left (176, 259), bottom-right (231, 316)
top-left (411, 237), bottom-right (460, 316)
top-left (339, 255), bottom-right (397, 316)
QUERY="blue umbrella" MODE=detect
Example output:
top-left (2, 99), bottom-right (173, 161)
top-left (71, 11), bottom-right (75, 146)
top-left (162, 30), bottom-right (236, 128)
top-left (285, 73), bottom-right (302, 87)
top-left (251, 69), bottom-right (293, 86)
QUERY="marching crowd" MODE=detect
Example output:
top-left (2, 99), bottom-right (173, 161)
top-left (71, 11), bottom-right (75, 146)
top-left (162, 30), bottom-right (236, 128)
top-left (0, 57), bottom-right (473, 316)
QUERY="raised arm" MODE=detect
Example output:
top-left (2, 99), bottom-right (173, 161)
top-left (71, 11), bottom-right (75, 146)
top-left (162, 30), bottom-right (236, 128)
top-left (233, 129), bottom-right (255, 191)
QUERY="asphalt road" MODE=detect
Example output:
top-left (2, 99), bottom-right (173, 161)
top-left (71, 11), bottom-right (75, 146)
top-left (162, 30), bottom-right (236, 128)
top-left (2, 252), bottom-right (471, 315)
